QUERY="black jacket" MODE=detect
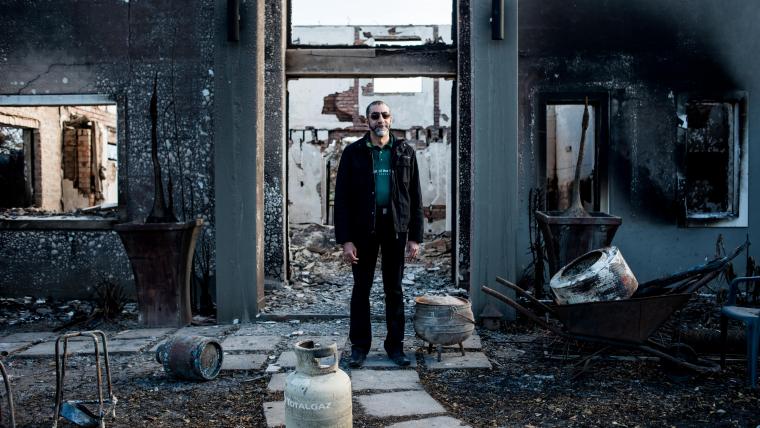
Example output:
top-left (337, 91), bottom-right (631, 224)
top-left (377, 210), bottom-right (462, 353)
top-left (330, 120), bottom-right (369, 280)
top-left (334, 132), bottom-right (424, 244)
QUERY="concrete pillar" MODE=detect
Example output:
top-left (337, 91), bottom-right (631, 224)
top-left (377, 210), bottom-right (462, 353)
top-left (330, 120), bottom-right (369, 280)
top-left (263, 0), bottom-right (288, 284)
top-left (469, 0), bottom-right (519, 319)
top-left (214, 0), bottom-right (266, 322)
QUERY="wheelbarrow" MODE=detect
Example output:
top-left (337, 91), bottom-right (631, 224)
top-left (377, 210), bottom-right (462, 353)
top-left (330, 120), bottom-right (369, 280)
top-left (483, 243), bottom-right (747, 376)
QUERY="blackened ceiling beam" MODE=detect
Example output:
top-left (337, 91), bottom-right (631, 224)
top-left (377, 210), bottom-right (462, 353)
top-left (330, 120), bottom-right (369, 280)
top-left (286, 48), bottom-right (457, 78)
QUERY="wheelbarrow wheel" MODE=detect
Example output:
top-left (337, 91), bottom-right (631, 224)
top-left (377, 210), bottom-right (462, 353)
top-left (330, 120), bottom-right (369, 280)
top-left (661, 343), bottom-right (699, 382)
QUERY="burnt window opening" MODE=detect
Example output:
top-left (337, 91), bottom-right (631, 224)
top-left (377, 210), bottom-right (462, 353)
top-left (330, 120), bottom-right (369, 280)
top-left (0, 101), bottom-right (118, 214)
top-left (0, 125), bottom-right (34, 208)
top-left (540, 94), bottom-right (609, 213)
top-left (289, 0), bottom-right (453, 47)
top-left (677, 93), bottom-right (747, 225)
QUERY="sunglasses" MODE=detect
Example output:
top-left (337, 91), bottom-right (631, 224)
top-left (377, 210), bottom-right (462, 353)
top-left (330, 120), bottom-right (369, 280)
top-left (369, 112), bottom-right (391, 120)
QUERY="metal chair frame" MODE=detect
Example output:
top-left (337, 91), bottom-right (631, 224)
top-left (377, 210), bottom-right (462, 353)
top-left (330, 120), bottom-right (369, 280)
top-left (0, 360), bottom-right (16, 428)
top-left (720, 276), bottom-right (760, 389)
top-left (52, 330), bottom-right (116, 428)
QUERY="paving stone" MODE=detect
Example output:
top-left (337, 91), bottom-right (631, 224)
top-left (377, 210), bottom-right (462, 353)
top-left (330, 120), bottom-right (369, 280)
top-left (275, 351), bottom-right (297, 369)
top-left (112, 328), bottom-right (174, 340)
top-left (267, 372), bottom-right (288, 392)
top-left (424, 351), bottom-right (492, 370)
top-left (221, 353), bottom-right (267, 371)
top-left (386, 416), bottom-right (472, 428)
top-left (175, 324), bottom-right (236, 337)
top-left (263, 401), bottom-right (285, 428)
top-left (1, 332), bottom-right (55, 343)
top-left (362, 350), bottom-right (418, 368)
top-left (357, 390), bottom-right (445, 417)
top-left (18, 341), bottom-right (90, 357)
top-left (221, 335), bottom-right (282, 352)
top-left (0, 342), bottom-right (30, 355)
top-left (351, 369), bottom-right (421, 391)
top-left (413, 334), bottom-right (482, 350)
top-left (105, 338), bottom-right (155, 354)
top-left (447, 334), bottom-right (481, 350)
top-left (18, 337), bottom-right (152, 356)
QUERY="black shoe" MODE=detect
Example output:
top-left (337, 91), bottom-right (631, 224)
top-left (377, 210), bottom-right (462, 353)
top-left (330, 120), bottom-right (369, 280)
top-left (349, 349), bottom-right (366, 368)
top-left (388, 352), bottom-right (411, 367)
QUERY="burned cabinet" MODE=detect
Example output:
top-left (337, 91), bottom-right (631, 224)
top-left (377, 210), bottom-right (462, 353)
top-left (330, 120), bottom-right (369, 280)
top-left (676, 93), bottom-right (747, 225)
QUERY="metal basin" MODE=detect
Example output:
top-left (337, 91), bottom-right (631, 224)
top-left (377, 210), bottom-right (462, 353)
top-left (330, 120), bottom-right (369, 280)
top-left (413, 295), bottom-right (475, 346)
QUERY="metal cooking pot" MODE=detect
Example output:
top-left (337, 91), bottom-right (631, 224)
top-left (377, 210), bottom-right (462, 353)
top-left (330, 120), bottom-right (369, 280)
top-left (413, 295), bottom-right (475, 361)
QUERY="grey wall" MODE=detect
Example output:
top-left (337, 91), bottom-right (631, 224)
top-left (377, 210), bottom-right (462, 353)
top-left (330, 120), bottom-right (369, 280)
top-left (469, 0), bottom-right (519, 318)
top-left (516, 0), bottom-right (758, 287)
top-left (0, 0), bottom-right (216, 299)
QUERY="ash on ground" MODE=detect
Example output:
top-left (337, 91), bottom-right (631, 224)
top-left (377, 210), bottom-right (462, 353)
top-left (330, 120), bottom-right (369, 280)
top-left (263, 223), bottom-right (462, 315)
top-left (0, 296), bottom-right (140, 332)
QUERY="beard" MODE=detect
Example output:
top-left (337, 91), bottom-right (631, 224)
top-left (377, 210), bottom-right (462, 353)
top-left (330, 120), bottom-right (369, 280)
top-left (372, 126), bottom-right (388, 137)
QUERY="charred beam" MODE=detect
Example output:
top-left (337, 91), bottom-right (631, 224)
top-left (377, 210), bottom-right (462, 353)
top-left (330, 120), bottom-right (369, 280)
top-left (286, 48), bottom-right (457, 78)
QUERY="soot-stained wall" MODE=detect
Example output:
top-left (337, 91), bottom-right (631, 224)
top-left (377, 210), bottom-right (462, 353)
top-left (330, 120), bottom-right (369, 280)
top-left (0, 0), bottom-right (216, 298)
top-left (517, 0), bottom-right (758, 281)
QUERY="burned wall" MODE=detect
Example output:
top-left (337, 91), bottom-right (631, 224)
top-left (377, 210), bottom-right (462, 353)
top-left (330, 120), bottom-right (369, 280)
top-left (517, 0), bottom-right (757, 281)
top-left (0, 0), bottom-right (216, 298)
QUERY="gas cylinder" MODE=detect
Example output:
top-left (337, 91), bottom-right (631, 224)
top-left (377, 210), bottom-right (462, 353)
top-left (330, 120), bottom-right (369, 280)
top-left (284, 340), bottom-right (352, 427)
top-left (155, 335), bottom-right (223, 380)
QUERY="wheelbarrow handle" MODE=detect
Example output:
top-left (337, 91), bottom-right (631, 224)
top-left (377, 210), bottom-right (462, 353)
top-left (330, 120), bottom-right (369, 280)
top-left (495, 276), bottom-right (556, 316)
top-left (482, 286), bottom-right (564, 336)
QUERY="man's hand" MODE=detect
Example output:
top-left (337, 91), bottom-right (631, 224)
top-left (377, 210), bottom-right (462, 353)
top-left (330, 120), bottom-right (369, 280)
top-left (342, 242), bottom-right (359, 265)
top-left (406, 240), bottom-right (420, 261)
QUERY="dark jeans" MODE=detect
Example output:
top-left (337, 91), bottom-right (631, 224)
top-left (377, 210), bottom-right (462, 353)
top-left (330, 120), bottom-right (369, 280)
top-left (350, 210), bottom-right (407, 356)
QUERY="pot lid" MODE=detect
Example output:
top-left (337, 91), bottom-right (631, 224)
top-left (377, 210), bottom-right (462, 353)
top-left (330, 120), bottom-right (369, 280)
top-left (414, 295), bottom-right (468, 306)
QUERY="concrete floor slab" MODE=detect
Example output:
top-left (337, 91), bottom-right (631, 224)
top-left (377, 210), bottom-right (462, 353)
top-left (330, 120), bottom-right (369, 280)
top-left (0, 332), bottom-right (55, 343)
top-left (263, 401), bottom-right (285, 428)
top-left (17, 340), bottom-right (90, 357)
top-left (267, 372), bottom-right (288, 392)
top-left (356, 390), bottom-right (445, 417)
top-left (350, 369), bottom-right (421, 391)
top-left (112, 328), bottom-right (174, 340)
top-left (18, 337), bottom-right (155, 356)
top-left (386, 416), bottom-right (472, 427)
top-left (0, 342), bottom-right (29, 355)
top-left (275, 351), bottom-right (297, 369)
top-left (175, 325), bottom-right (236, 337)
top-left (221, 335), bottom-right (282, 352)
top-left (424, 352), bottom-right (492, 370)
top-left (105, 338), bottom-right (154, 354)
top-left (221, 353), bottom-right (267, 371)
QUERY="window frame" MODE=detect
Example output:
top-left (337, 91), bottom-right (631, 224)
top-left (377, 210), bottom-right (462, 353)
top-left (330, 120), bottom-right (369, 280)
top-left (0, 94), bottom-right (120, 230)
top-left (537, 92), bottom-right (610, 213)
top-left (676, 91), bottom-right (749, 227)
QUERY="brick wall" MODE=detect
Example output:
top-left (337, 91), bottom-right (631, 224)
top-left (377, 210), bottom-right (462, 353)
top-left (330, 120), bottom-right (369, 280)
top-left (0, 105), bottom-right (117, 211)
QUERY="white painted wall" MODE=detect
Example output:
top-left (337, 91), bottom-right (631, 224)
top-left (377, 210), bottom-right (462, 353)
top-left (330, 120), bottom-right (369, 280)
top-left (416, 141), bottom-right (451, 234)
top-left (288, 79), bottom-right (355, 129)
top-left (288, 140), bottom-right (324, 224)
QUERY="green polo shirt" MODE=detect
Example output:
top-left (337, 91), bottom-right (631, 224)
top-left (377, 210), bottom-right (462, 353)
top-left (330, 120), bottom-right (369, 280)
top-left (368, 140), bottom-right (392, 207)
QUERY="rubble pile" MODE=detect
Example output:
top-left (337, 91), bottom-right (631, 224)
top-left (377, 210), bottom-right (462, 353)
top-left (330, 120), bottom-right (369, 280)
top-left (263, 223), bottom-right (461, 315)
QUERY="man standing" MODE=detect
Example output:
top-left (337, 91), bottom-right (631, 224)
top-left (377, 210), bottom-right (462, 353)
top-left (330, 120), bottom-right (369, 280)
top-left (334, 100), bottom-right (424, 368)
